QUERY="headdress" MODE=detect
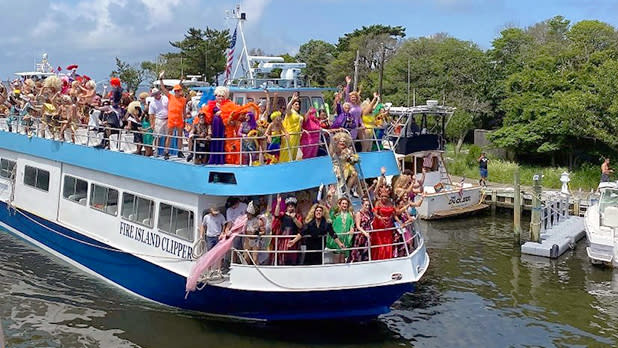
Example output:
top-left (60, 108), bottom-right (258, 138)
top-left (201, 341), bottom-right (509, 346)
top-left (246, 201), bottom-right (256, 215)
top-left (285, 197), bottom-right (297, 205)
top-left (110, 77), bottom-right (121, 88)
top-left (270, 111), bottom-right (282, 121)
top-left (214, 86), bottom-right (229, 98)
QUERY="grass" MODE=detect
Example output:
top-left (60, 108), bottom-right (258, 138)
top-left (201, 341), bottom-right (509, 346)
top-left (445, 144), bottom-right (600, 191)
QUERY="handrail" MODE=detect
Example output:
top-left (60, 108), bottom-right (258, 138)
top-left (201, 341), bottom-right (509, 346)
top-left (0, 114), bottom-right (389, 167)
top-left (228, 219), bottom-right (420, 266)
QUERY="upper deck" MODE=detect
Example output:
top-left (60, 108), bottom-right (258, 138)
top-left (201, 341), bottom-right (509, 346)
top-left (0, 119), bottom-right (398, 196)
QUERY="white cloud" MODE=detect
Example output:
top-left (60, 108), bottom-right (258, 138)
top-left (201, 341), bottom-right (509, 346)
top-left (1, 0), bottom-right (285, 81)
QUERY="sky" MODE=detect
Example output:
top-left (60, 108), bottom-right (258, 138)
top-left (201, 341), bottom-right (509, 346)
top-left (3, 0), bottom-right (618, 83)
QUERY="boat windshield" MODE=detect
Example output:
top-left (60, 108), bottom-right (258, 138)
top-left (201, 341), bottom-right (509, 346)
top-left (599, 188), bottom-right (618, 215)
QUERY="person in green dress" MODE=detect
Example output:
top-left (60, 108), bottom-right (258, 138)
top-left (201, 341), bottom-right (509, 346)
top-left (141, 110), bottom-right (154, 157)
top-left (328, 197), bottom-right (355, 263)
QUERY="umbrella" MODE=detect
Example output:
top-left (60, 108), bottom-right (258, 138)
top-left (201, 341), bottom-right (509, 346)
top-left (66, 64), bottom-right (78, 70)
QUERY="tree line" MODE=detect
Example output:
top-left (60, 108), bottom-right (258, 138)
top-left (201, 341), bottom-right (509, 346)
top-left (112, 16), bottom-right (618, 168)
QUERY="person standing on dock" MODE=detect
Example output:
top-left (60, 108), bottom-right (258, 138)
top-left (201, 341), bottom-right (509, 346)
top-left (601, 158), bottom-right (614, 183)
top-left (478, 152), bottom-right (489, 187)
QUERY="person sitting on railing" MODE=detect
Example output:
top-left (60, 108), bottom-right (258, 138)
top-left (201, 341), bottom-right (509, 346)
top-left (299, 107), bottom-right (321, 159)
top-left (287, 203), bottom-right (344, 265)
top-left (349, 197), bottom-right (373, 262)
top-left (330, 132), bottom-right (360, 197)
top-left (272, 195), bottom-right (303, 265)
top-left (328, 197), bottom-right (355, 263)
top-left (280, 92), bottom-right (303, 163)
top-left (371, 171), bottom-right (396, 260)
top-left (187, 112), bottom-right (209, 164)
top-left (95, 99), bottom-right (121, 149)
top-left (202, 86), bottom-right (229, 165)
top-left (360, 93), bottom-right (380, 152)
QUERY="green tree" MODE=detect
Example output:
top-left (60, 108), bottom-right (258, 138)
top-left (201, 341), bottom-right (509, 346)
top-left (110, 57), bottom-right (147, 93)
top-left (296, 40), bottom-right (336, 86)
top-left (142, 27), bottom-right (230, 84)
top-left (327, 25), bottom-right (406, 88)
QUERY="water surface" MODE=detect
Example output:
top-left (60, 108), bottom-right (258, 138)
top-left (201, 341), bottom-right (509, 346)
top-left (1, 213), bottom-right (616, 347)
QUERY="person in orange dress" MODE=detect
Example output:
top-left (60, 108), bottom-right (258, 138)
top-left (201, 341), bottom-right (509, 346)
top-left (159, 72), bottom-right (187, 160)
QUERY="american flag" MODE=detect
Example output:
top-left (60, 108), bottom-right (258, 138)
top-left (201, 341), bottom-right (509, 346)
top-left (225, 27), bottom-right (238, 82)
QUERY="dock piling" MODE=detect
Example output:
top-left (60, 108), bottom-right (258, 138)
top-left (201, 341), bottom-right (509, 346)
top-left (514, 168), bottom-right (521, 243)
top-left (530, 174), bottom-right (542, 243)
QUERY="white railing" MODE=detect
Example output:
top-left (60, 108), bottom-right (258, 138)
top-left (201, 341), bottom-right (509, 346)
top-left (228, 220), bottom-right (421, 267)
top-left (0, 115), bottom-right (389, 166)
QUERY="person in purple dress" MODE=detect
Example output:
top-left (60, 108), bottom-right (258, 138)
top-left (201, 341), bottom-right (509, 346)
top-left (202, 86), bottom-right (229, 165)
top-left (332, 91), bottom-right (363, 140)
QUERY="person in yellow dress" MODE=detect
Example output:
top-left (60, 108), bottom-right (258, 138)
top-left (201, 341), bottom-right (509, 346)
top-left (279, 92), bottom-right (303, 163)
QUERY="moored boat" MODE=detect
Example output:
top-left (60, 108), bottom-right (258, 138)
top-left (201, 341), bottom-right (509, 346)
top-left (585, 182), bottom-right (618, 267)
top-left (387, 102), bottom-right (488, 220)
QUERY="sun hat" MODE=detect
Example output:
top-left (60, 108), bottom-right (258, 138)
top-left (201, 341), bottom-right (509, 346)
top-left (173, 84), bottom-right (182, 91)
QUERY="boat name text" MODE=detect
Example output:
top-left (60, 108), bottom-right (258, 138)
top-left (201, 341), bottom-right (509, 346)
top-left (448, 195), bottom-right (471, 206)
top-left (119, 221), bottom-right (193, 259)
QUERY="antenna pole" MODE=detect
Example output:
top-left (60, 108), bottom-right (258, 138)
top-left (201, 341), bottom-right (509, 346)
top-left (353, 49), bottom-right (359, 91)
top-left (407, 58), bottom-right (410, 107)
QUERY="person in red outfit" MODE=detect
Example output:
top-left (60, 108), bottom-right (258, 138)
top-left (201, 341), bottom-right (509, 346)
top-left (371, 168), bottom-right (396, 260)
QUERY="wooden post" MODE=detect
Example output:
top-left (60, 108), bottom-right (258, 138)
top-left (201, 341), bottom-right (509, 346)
top-left (531, 174), bottom-right (542, 243)
top-left (574, 198), bottom-right (580, 217)
top-left (514, 168), bottom-right (521, 243)
top-left (491, 189), bottom-right (497, 214)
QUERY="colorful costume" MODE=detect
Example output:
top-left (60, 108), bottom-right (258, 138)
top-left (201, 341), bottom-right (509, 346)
top-left (219, 102), bottom-right (260, 165)
top-left (371, 204), bottom-right (395, 260)
top-left (333, 103), bottom-right (362, 140)
top-left (202, 100), bottom-right (227, 165)
top-left (350, 210), bottom-right (373, 262)
top-left (327, 209), bottom-right (354, 255)
top-left (280, 109), bottom-right (302, 162)
top-left (300, 109), bottom-right (321, 159)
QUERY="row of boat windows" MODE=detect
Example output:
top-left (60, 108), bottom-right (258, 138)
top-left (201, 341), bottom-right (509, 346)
top-left (62, 175), bottom-right (195, 242)
top-left (0, 159), bottom-right (195, 242)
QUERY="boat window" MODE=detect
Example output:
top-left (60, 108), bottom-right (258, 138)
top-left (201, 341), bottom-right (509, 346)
top-left (235, 96), bottom-right (244, 105)
top-left (158, 203), bottom-right (195, 242)
top-left (0, 159), bottom-right (16, 179)
top-left (62, 175), bottom-right (88, 205)
top-left (299, 96), bottom-right (311, 114)
top-left (600, 189), bottom-right (618, 215)
top-left (90, 184), bottom-right (118, 216)
top-left (23, 165), bottom-right (50, 192)
top-left (208, 172), bottom-right (237, 184)
top-left (311, 97), bottom-right (324, 111)
top-left (121, 192), bottom-right (154, 228)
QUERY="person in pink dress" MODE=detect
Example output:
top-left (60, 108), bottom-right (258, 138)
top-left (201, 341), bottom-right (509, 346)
top-left (300, 107), bottom-right (321, 159)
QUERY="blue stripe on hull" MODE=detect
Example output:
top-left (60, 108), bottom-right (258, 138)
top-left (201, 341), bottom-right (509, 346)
top-left (0, 202), bottom-right (415, 321)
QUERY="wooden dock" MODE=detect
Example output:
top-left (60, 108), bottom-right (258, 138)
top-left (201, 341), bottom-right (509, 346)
top-left (479, 187), bottom-right (597, 217)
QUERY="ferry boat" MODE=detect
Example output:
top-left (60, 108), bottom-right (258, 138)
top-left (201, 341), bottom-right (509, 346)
top-left (387, 102), bottom-right (488, 219)
top-left (0, 6), bottom-right (429, 321)
top-left (585, 182), bottom-right (618, 267)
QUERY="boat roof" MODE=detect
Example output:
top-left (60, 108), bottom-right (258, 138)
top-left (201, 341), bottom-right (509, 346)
top-left (598, 182), bottom-right (618, 191)
top-left (0, 131), bottom-right (399, 196)
top-left (15, 72), bottom-right (55, 77)
top-left (390, 104), bottom-right (456, 116)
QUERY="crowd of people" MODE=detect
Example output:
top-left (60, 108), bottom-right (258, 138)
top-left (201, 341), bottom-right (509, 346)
top-left (0, 71), bottom-right (391, 166)
top-left (200, 167), bottom-right (426, 267)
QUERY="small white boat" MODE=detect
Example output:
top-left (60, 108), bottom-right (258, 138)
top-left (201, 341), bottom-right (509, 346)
top-left (388, 103), bottom-right (488, 220)
top-left (585, 182), bottom-right (618, 266)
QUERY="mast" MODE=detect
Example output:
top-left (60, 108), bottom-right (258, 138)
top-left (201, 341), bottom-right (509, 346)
top-left (228, 4), bottom-right (251, 85)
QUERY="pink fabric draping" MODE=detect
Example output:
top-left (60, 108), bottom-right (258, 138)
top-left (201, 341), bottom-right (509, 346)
top-left (186, 214), bottom-right (248, 292)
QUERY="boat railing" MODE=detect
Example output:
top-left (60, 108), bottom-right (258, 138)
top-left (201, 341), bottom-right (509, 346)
top-left (227, 219), bottom-right (422, 267)
top-left (0, 114), bottom-right (390, 166)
